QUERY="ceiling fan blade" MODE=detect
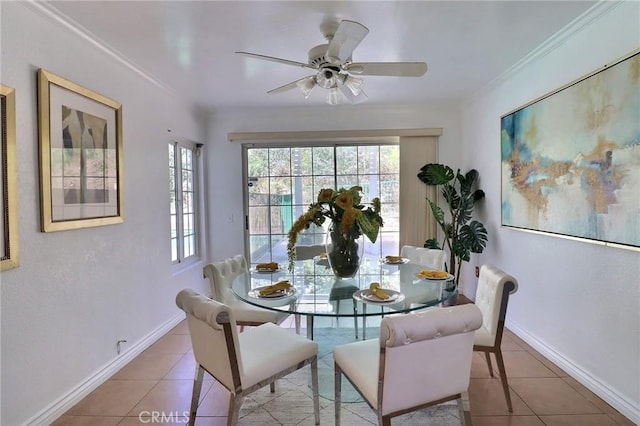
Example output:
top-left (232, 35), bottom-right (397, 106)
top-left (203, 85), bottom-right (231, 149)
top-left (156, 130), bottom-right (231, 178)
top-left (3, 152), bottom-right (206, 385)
top-left (348, 62), bottom-right (428, 77)
top-left (267, 76), bottom-right (315, 95)
top-left (236, 51), bottom-right (313, 69)
top-left (326, 20), bottom-right (369, 63)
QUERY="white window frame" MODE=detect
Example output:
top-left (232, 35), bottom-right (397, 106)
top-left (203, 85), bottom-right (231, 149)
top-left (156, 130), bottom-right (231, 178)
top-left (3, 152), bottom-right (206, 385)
top-left (169, 138), bottom-right (202, 264)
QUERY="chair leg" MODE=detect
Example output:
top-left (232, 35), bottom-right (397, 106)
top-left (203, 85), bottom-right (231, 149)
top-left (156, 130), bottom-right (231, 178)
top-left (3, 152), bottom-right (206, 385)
top-left (227, 394), bottom-right (243, 426)
top-left (270, 382), bottom-right (275, 393)
top-left (484, 351), bottom-right (494, 377)
top-left (352, 300), bottom-right (358, 339)
top-left (188, 365), bottom-right (205, 426)
top-left (457, 393), bottom-right (473, 426)
top-left (295, 314), bottom-right (301, 335)
top-left (362, 304), bottom-right (367, 340)
top-left (334, 362), bottom-right (342, 426)
top-left (306, 315), bottom-right (314, 340)
top-left (336, 299), bottom-right (341, 325)
top-left (381, 415), bottom-right (391, 426)
top-left (494, 349), bottom-right (513, 412)
top-left (311, 358), bottom-right (320, 425)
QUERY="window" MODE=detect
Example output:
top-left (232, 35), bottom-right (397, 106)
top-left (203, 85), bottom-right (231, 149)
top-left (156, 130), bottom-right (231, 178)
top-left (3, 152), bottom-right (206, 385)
top-left (243, 144), bottom-right (399, 266)
top-left (169, 140), bottom-right (200, 263)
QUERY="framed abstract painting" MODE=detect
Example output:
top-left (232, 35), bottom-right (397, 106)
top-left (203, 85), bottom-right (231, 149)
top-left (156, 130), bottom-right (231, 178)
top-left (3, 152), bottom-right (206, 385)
top-left (501, 50), bottom-right (639, 249)
top-left (38, 69), bottom-right (124, 232)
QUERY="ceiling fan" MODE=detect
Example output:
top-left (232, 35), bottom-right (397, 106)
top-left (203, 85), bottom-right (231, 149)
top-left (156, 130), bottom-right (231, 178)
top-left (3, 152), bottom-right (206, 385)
top-left (236, 20), bottom-right (428, 105)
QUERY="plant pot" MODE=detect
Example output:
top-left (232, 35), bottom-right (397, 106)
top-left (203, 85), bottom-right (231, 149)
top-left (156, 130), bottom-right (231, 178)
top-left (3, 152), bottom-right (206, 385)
top-left (325, 222), bottom-right (363, 279)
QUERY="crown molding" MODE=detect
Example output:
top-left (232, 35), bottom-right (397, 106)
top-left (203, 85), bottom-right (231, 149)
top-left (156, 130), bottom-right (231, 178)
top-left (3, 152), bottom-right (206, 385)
top-left (21, 0), bottom-right (176, 96)
top-left (464, 0), bottom-right (624, 107)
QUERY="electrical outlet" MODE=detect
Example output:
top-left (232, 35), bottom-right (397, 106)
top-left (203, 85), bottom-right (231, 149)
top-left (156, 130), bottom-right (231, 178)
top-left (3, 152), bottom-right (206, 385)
top-left (475, 266), bottom-right (480, 278)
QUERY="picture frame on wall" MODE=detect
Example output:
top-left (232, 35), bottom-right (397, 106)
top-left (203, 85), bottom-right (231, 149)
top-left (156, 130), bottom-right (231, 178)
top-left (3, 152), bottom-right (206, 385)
top-left (38, 69), bottom-right (124, 232)
top-left (500, 49), bottom-right (640, 250)
top-left (1, 84), bottom-right (19, 270)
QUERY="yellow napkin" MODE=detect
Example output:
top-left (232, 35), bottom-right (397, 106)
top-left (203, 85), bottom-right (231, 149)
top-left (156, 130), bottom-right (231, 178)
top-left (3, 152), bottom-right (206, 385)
top-left (418, 269), bottom-right (449, 279)
top-left (259, 280), bottom-right (292, 296)
top-left (256, 262), bottom-right (279, 271)
top-left (369, 282), bottom-right (390, 300)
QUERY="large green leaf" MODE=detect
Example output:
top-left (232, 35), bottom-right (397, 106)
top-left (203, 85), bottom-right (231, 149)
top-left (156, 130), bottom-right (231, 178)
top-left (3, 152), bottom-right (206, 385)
top-left (424, 238), bottom-right (440, 249)
top-left (417, 163), bottom-right (454, 186)
top-left (427, 199), bottom-right (445, 229)
top-left (459, 221), bottom-right (488, 253)
top-left (356, 212), bottom-right (380, 243)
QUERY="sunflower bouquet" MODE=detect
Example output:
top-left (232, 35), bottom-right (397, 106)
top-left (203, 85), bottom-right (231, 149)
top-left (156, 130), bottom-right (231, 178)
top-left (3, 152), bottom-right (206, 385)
top-left (287, 186), bottom-right (383, 273)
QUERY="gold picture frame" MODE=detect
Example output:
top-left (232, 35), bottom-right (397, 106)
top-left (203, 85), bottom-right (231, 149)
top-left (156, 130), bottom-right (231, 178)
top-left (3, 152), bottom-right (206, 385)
top-left (38, 69), bottom-right (124, 232)
top-left (1, 84), bottom-right (19, 270)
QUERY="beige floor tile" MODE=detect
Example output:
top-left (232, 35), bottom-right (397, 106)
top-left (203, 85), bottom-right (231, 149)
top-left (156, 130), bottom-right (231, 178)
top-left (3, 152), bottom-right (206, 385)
top-left (470, 416), bottom-right (545, 426)
top-left (501, 333), bottom-right (527, 351)
top-left (501, 351), bottom-right (557, 378)
top-left (111, 352), bottom-right (183, 380)
top-left (128, 379), bottom-right (195, 416)
top-left (608, 413), bottom-right (637, 425)
top-left (169, 320), bottom-right (189, 335)
top-left (471, 352), bottom-right (495, 378)
top-left (66, 380), bottom-right (157, 416)
top-left (524, 349), bottom-right (569, 377)
top-left (195, 381), bottom-right (232, 416)
top-left (468, 378), bottom-right (533, 415)
top-left (193, 417), bottom-right (228, 426)
top-left (539, 414), bottom-right (619, 425)
top-left (561, 376), bottom-right (618, 414)
top-left (509, 378), bottom-right (603, 415)
top-left (119, 415), bottom-right (190, 425)
top-left (144, 333), bottom-right (193, 355)
top-left (51, 415), bottom-right (122, 426)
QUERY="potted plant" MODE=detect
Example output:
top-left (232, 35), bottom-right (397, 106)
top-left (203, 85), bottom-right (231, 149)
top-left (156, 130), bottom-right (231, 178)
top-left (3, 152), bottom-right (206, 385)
top-left (417, 163), bottom-right (488, 286)
top-left (287, 186), bottom-right (383, 278)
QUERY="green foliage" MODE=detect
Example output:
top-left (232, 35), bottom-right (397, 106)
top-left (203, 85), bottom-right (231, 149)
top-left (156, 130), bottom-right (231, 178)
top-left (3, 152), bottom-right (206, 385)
top-left (417, 163), bottom-right (488, 283)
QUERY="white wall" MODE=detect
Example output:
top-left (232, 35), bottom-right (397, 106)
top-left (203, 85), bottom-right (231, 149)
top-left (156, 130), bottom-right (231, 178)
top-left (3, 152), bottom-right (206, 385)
top-left (205, 103), bottom-right (463, 263)
top-left (461, 1), bottom-right (640, 422)
top-left (0, 3), bottom-right (208, 425)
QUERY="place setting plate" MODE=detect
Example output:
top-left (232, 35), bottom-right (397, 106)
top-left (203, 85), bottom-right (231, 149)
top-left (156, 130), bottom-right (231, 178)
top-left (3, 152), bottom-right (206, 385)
top-left (248, 285), bottom-right (297, 300)
top-left (379, 256), bottom-right (410, 265)
top-left (353, 289), bottom-right (405, 304)
top-left (414, 271), bottom-right (454, 281)
top-left (250, 265), bottom-right (283, 274)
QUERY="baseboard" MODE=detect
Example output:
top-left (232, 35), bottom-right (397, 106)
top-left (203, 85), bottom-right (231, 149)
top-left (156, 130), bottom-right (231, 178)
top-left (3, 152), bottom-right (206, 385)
top-left (506, 319), bottom-right (639, 424)
top-left (23, 312), bottom-right (185, 426)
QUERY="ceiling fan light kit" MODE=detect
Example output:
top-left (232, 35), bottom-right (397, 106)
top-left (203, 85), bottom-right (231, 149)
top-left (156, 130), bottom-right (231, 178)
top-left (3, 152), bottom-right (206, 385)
top-left (237, 19), bottom-right (427, 105)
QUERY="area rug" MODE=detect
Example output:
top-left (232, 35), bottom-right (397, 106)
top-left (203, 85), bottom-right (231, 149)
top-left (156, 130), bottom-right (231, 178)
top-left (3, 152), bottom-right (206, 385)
top-left (236, 326), bottom-right (461, 425)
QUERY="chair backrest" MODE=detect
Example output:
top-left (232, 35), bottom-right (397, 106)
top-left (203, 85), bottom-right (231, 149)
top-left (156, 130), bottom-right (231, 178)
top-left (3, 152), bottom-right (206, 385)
top-left (416, 248), bottom-right (446, 270)
top-left (377, 304), bottom-right (482, 415)
top-left (295, 244), bottom-right (325, 260)
top-left (399, 245), bottom-right (420, 262)
top-left (203, 254), bottom-right (248, 304)
top-left (175, 289), bottom-right (243, 392)
top-left (475, 264), bottom-right (519, 345)
top-left (400, 245), bottom-right (445, 270)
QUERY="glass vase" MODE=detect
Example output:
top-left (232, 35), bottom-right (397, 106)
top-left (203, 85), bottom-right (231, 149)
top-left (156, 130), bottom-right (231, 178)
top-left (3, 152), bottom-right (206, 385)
top-left (325, 222), bottom-right (363, 279)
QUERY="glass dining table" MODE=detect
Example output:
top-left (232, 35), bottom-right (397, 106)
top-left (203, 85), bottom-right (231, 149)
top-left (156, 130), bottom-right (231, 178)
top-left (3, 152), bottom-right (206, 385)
top-left (231, 256), bottom-right (456, 401)
top-left (231, 255), bottom-right (457, 340)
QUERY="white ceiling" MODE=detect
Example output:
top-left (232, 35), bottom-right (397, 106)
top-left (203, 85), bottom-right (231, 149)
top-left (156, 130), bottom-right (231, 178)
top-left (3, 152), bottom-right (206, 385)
top-left (48, 1), bottom-right (597, 111)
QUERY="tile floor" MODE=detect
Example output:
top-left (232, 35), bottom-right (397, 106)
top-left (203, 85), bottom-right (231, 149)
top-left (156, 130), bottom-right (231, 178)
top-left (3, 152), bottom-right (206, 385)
top-left (53, 315), bottom-right (635, 426)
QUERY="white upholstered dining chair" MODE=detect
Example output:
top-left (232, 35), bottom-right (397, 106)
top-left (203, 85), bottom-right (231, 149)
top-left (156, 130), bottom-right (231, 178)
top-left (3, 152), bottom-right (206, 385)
top-left (333, 303), bottom-right (483, 426)
top-left (400, 244), bottom-right (446, 270)
top-left (176, 289), bottom-right (320, 426)
top-left (203, 254), bottom-right (299, 333)
top-left (473, 264), bottom-right (519, 412)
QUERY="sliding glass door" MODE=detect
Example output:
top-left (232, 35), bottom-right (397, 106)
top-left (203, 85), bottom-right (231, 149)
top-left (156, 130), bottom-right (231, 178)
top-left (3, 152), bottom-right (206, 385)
top-left (244, 144), bottom-right (399, 266)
